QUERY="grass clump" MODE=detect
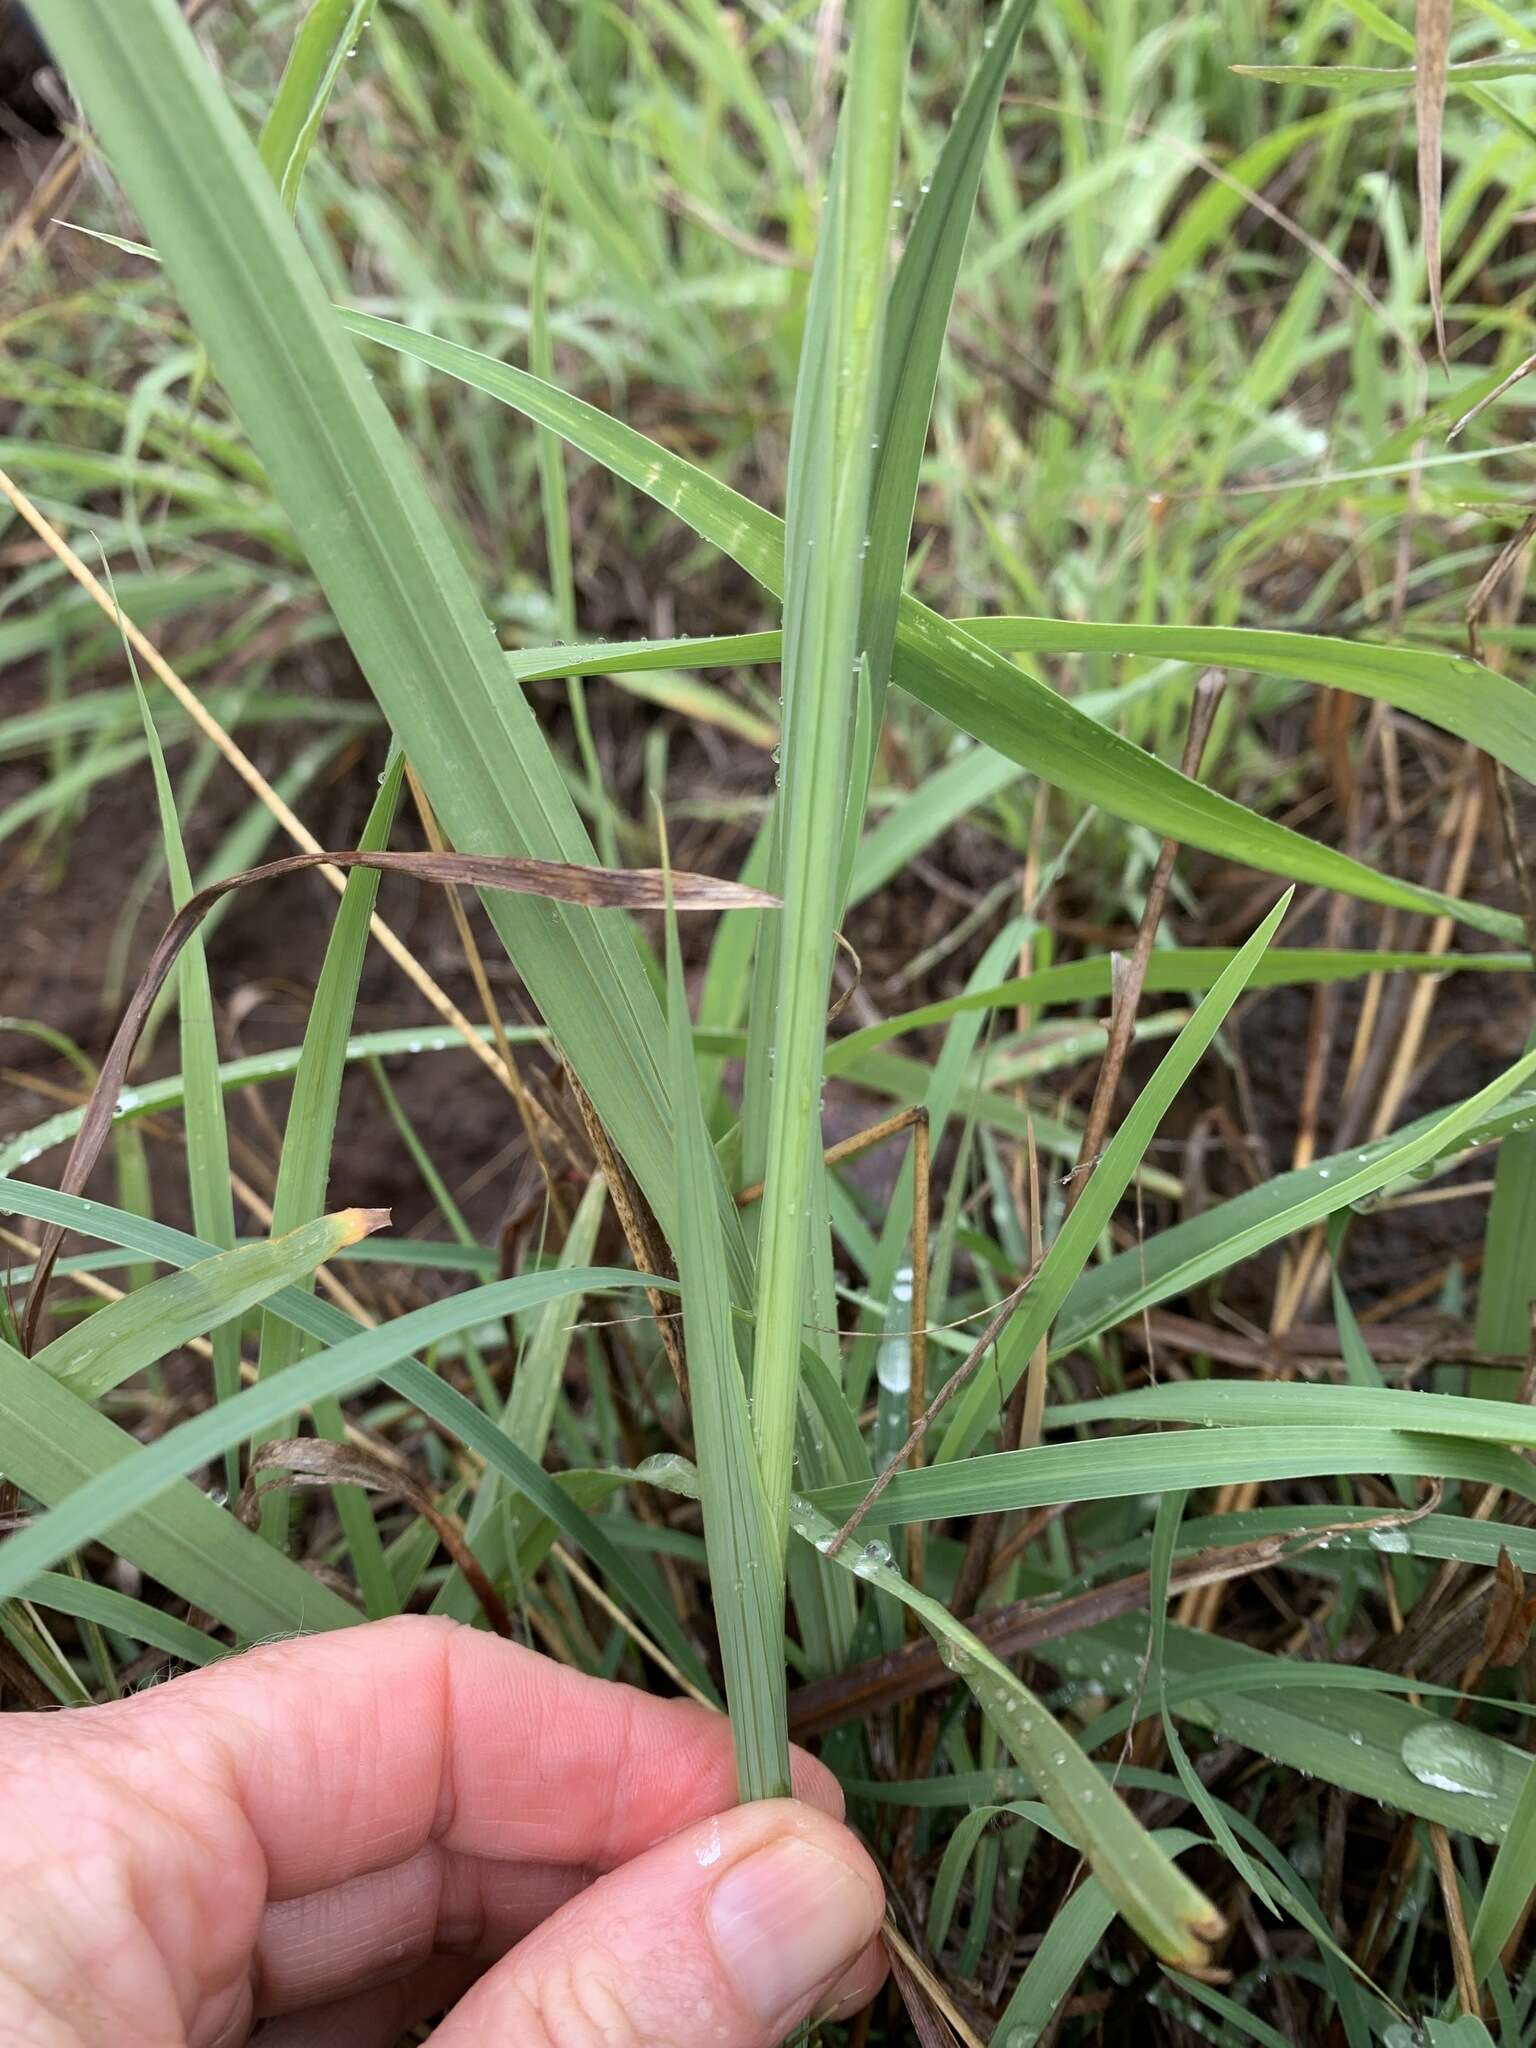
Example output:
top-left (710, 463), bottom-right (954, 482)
top-left (4, 0), bottom-right (1536, 2039)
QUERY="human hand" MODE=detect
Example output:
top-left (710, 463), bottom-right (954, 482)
top-left (1, 1615), bottom-right (887, 2045)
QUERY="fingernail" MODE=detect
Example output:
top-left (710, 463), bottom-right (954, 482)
top-left (812, 1956), bottom-right (876, 2025)
top-left (708, 1836), bottom-right (880, 2024)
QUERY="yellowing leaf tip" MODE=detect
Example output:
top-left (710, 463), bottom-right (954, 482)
top-left (336, 1206), bottom-right (392, 1245)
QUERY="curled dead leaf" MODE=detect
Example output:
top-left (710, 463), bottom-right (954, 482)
top-left (1483, 1545), bottom-right (1536, 1668)
top-left (1416, 0), bottom-right (1453, 369)
top-left (237, 1436), bottom-right (512, 1639)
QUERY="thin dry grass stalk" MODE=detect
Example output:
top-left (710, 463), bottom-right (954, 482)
top-left (1430, 1820), bottom-right (1481, 2017)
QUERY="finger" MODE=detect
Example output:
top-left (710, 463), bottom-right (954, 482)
top-left (103, 1615), bottom-right (841, 1898)
top-left (247, 1955), bottom-right (475, 2048)
top-left (254, 1845), bottom-right (584, 2011)
top-left (432, 1799), bottom-right (887, 2048)
top-left (815, 1942), bottom-right (889, 2024)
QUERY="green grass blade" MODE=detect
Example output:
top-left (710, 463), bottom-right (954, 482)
top-left (251, 750), bottom-right (403, 1601)
top-left (827, 947), bottom-right (1529, 1071)
top-left (431, 1173), bottom-right (608, 1623)
top-left (134, 681), bottom-right (240, 1488)
top-left (1232, 55), bottom-right (1536, 87)
top-left (20, 1570), bottom-right (224, 1668)
top-left (530, 194), bottom-right (616, 869)
top-left (510, 616), bottom-right (1536, 792)
top-left (1057, 1377), bottom-right (1536, 1447)
top-left (789, 1492), bottom-right (1224, 1967)
top-left (366, 1055), bottom-right (478, 1250)
top-left (0, 1269), bottom-right (660, 1598)
top-left (849, 743), bottom-right (1022, 906)
top-left (993, 1832), bottom-right (1205, 2041)
top-left (927, 1803), bottom-right (1036, 1950)
top-left (884, 612), bottom-right (1517, 941)
top-left (0, 1179), bottom-right (717, 1700)
top-left (938, 893), bottom-right (1292, 1461)
top-left (35, 1207), bottom-right (383, 1403)
top-left (509, 632), bottom-right (783, 686)
top-left (347, 315), bottom-right (1517, 941)
top-left (1149, 1491), bottom-right (1283, 1912)
top-left (258, 0), bottom-right (377, 213)
top-left (498, 1175), bottom-right (608, 1462)
top-left (749, 0), bottom-right (906, 1549)
top-left (0, 1334), bottom-right (359, 1639)
top-left (1054, 1041), bottom-right (1536, 1354)
top-left (848, 917), bottom-right (1030, 1413)
top-left (1470, 1749), bottom-right (1536, 1979)
top-left (386, 1359), bottom-right (716, 1702)
top-left (956, 614), bottom-right (1536, 788)
top-left (1066, 1612), bottom-right (1532, 1847)
top-left (507, 638), bottom-right (778, 751)
top-left (1473, 1026), bottom-right (1536, 1379)
top-left (0, 1022), bottom-right (556, 1179)
top-left (667, 876), bottom-right (789, 1800)
top-left (854, 0), bottom-right (1033, 762)
top-left (810, 1427), bottom-right (1536, 1526)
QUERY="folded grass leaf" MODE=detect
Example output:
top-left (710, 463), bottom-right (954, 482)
top-left (747, 0), bottom-right (905, 1551)
top-left (35, 1207), bottom-right (387, 1403)
top-left (666, 868), bottom-right (789, 1800)
top-left (258, 0), bottom-right (377, 213)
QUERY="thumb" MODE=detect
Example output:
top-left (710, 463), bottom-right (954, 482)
top-left (433, 1797), bottom-right (887, 2047)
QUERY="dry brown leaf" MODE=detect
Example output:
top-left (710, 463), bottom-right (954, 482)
top-left (1416, 0), bottom-right (1453, 370)
top-left (883, 1926), bottom-right (975, 2048)
top-left (886, 1959), bottom-right (957, 2047)
top-left (19, 846), bottom-right (777, 1349)
top-left (1483, 1545), bottom-right (1536, 1667)
top-left (237, 1436), bottom-right (512, 1638)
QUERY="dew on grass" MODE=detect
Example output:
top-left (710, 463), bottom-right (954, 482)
top-left (1399, 1722), bottom-right (1503, 1800)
